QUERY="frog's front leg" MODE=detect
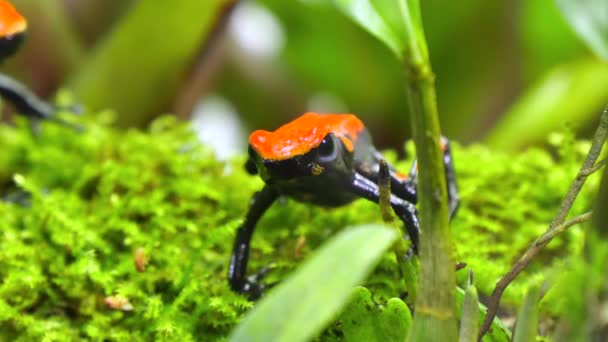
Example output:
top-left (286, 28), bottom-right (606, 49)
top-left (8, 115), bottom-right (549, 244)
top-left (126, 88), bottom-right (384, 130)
top-left (0, 74), bottom-right (54, 120)
top-left (0, 74), bottom-right (83, 131)
top-left (348, 172), bottom-right (420, 253)
top-left (228, 185), bottom-right (278, 299)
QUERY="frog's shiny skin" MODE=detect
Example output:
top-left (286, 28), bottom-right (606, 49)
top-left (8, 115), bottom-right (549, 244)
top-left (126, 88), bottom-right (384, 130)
top-left (229, 112), bottom-right (459, 298)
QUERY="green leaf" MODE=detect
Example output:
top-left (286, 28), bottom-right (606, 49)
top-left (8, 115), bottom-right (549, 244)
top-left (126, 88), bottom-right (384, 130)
top-left (370, 0), bottom-right (407, 43)
top-left (593, 146), bottom-right (608, 237)
top-left (486, 59), bottom-right (608, 150)
top-left (67, 0), bottom-right (233, 127)
top-left (455, 287), bottom-right (511, 342)
top-left (337, 287), bottom-right (411, 342)
top-left (228, 225), bottom-right (397, 342)
top-left (333, 0), bottom-right (405, 59)
top-left (556, 0), bottom-right (608, 61)
top-left (512, 282), bottom-right (542, 342)
top-left (459, 271), bottom-right (479, 342)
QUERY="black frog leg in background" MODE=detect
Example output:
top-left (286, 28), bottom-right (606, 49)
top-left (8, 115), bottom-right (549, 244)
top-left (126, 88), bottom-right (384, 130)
top-left (0, 74), bottom-right (54, 119)
top-left (228, 185), bottom-right (278, 298)
top-left (348, 173), bottom-right (420, 253)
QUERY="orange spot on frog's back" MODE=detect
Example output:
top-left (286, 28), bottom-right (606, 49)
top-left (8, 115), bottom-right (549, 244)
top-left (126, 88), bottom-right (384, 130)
top-left (249, 112), bottom-right (365, 160)
top-left (0, 1), bottom-right (26, 38)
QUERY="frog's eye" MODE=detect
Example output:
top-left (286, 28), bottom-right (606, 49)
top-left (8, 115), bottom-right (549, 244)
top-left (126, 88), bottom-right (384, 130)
top-left (317, 134), bottom-right (337, 162)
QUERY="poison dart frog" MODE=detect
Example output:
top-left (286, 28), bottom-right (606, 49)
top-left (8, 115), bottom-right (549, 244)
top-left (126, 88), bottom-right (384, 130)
top-left (0, 1), bottom-right (66, 123)
top-left (229, 112), bottom-right (459, 298)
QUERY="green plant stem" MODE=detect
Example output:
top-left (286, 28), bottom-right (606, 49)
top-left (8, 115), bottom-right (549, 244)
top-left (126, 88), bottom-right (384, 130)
top-left (479, 106), bottom-right (608, 340)
top-left (378, 159), bottom-right (418, 301)
top-left (592, 159), bottom-right (608, 237)
top-left (585, 153), bottom-right (608, 339)
top-left (400, 1), bottom-right (457, 341)
top-left (378, 159), bottom-right (394, 223)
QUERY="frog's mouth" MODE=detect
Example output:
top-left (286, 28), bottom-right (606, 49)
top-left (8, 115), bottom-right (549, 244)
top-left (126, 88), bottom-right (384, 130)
top-left (258, 155), bottom-right (318, 183)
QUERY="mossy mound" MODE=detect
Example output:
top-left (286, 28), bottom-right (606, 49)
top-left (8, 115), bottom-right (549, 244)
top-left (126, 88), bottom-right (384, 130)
top-left (0, 116), bottom-right (597, 340)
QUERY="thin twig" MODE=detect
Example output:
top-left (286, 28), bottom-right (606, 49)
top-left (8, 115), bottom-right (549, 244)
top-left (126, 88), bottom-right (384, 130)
top-left (550, 108), bottom-right (608, 227)
top-left (578, 159), bottom-right (607, 178)
top-left (535, 212), bottom-right (592, 246)
top-left (478, 107), bottom-right (608, 340)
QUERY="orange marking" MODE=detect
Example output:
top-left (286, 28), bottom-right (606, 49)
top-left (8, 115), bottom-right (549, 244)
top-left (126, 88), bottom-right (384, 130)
top-left (395, 172), bottom-right (409, 181)
top-left (0, 1), bottom-right (26, 38)
top-left (339, 136), bottom-right (354, 151)
top-left (440, 137), bottom-right (448, 152)
top-left (250, 112), bottom-right (365, 160)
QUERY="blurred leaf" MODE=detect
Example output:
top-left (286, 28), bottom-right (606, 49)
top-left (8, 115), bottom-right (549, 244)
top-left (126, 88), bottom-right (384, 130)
top-left (556, 0), bottom-right (608, 61)
top-left (455, 287), bottom-right (511, 342)
top-left (459, 271), bottom-right (479, 342)
top-left (336, 287), bottom-right (411, 342)
top-left (486, 59), bottom-right (608, 150)
top-left (333, 0), bottom-right (405, 59)
top-left (513, 283), bottom-right (542, 342)
top-left (228, 225), bottom-right (397, 342)
top-left (67, 0), bottom-right (234, 127)
top-left (238, 1), bottom-right (522, 141)
top-left (593, 150), bottom-right (608, 237)
top-left (10, 0), bottom-right (84, 92)
top-left (370, 0), bottom-right (407, 44)
top-left (520, 0), bottom-right (585, 83)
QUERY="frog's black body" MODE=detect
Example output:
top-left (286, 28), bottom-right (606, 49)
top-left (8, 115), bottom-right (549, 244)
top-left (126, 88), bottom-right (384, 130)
top-left (229, 113), bottom-right (459, 298)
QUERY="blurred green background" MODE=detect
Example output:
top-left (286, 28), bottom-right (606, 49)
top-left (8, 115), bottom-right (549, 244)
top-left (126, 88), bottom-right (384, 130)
top-left (3, 0), bottom-right (607, 154)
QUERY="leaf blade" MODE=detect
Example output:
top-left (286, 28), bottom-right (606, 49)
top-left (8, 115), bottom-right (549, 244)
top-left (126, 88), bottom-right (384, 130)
top-left (67, 0), bottom-right (233, 127)
top-left (333, 0), bottom-right (405, 59)
top-left (228, 224), bottom-right (397, 342)
top-left (556, 0), bottom-right (608, 61)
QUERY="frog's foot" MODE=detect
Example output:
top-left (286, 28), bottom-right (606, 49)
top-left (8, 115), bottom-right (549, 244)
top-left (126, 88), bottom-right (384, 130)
top-left (240, 265), bottom-right (277, 300)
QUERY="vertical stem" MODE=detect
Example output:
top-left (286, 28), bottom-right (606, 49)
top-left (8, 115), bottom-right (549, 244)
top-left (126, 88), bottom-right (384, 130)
top-left (592, 158), bottom-right (608, 238)
top-left (379, 159), bottom-right (418, 302)
top-left (402, 1), bottom-right (457, 340)
top-left (585, 164), bottom-right (608, 340)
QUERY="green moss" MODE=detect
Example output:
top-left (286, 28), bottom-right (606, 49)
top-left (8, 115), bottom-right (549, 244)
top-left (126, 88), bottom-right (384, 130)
top-left (0, 115), bottom-right (598, 339)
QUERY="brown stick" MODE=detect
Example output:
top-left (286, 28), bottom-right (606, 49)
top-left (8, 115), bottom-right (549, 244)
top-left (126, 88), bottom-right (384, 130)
top-left (172, 0), bottom-right (240, 118)
top-left (535, 212), bottom-right (592, 246)
top-left (478, 107), bottom-right (608, 340)
top-left (579, 159), bottom-right (607, 178)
